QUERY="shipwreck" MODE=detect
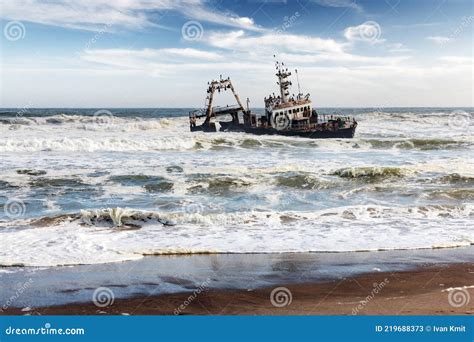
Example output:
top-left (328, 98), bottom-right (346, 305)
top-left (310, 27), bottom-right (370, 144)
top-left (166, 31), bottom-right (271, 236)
top-left (189, 60), bottom-right (357, 139)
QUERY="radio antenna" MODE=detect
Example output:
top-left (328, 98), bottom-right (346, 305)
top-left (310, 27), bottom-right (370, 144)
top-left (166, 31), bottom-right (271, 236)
top-left (295, 69), bottom-right (301, 99)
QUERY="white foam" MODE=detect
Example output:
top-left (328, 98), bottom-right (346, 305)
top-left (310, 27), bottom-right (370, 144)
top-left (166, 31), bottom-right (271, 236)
top-left (0, 205), bottom-right (472, 267)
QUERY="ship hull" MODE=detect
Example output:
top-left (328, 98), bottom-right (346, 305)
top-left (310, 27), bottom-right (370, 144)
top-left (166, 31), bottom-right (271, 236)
top-left (217, 122), bottom-right (357, 139)
top-left (243, 126), bottom-right (356, 139)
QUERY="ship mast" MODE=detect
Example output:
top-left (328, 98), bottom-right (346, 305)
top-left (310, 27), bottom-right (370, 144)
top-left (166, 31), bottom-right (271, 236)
top-left (275, 60), bottom-right (292, 103)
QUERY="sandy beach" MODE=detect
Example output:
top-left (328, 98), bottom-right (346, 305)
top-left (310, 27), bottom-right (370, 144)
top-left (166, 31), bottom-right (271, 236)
top-left (2, 256), bottom-right (473, 316)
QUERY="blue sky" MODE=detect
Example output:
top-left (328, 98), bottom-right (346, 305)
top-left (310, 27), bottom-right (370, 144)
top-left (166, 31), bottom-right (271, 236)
top-left (0, 0), bottom-right (472, 107)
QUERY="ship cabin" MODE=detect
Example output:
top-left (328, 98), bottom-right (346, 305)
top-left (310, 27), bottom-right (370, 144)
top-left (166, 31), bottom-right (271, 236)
top-left (263, 94), bottom-right (316, 130)
top-left (271, 98), bottom-right (315, 128)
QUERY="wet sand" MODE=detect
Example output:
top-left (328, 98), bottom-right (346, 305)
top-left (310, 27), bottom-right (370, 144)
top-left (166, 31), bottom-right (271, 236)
top-left (4, 262), bottom-right (473, 315)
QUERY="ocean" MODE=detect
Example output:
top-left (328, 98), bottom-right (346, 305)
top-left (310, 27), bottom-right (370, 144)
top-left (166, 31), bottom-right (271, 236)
top-left (0, 107), bottom-right (473, 267)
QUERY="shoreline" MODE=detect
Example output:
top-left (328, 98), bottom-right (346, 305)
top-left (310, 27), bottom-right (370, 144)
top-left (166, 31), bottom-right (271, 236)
top-left (1, 247), bottom-right (474, 307)
top-left (2, 255), bottom-right (473, 315)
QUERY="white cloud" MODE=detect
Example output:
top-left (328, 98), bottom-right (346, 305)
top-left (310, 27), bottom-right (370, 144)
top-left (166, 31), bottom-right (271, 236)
top-left (0, 0), bottom-right (262, 32)
top-left (81, 48), bottom-right (223, 72)
top-left (4, 61), bottom-right (471, 107)
top-left (438, 56), bottom-right (472, 64)
top-left (207, 30), bottom-right (346, 54)
top-left (312, 0), bottom-right (363, 12)
top-left (1, 2), bottom-right (470, 107)
top-left (229, 17), bottom-right (255, 27)
top-left (279, 52), bottom-right (411, 65)
top-left (344, 22), bottom-right (385, 44)
top-left (388, 43), bottom-right (412, 53)
top-left (78, 26), bottom-right (415, 78)
top-left (160, 48), bottom-right (223, 61)
top-left (426, 36), bottom-right (452, 44)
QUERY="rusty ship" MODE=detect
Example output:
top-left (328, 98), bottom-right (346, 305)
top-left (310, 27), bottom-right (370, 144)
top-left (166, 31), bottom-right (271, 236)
top-left (189, 60), bottom-right (357, 138)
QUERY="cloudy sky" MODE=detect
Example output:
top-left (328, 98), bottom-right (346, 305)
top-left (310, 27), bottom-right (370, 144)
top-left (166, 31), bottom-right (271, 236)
top-left (0, 0), bottom-right (472, 107)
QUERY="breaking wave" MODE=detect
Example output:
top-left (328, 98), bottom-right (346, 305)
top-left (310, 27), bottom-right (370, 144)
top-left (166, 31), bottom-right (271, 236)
top-left (332, 167), bottom-right (410, 180)
top-left (0, 137), bottom-right (198, 152)
top-left (33, 203), bottom-right (474, 229)
top-left (274, 172), bottom-right (330, 190)
top-left (0, 204), bottom-right (472, 266)
top-left (435, 173), bottom-right (474, 185)
top-left (0, 114), bottom-right (176, 131)
top-left (80, 208), bottom-right (174, 227)
top-left (367, 138), bottom-right (472, 150)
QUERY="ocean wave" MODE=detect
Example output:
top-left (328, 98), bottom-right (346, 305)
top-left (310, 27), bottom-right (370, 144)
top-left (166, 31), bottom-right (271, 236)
top-left (80, 208), bottom-right (174, 228)
top-left (185, 174), bottom-right (253, 195)
top-left (1, 204), bottom-right (472, 266)
top-left (274, 172), bottom-right (330, 190)
top-left (332, 167), bottom-right (410, 180)
top-left (357, 110), bottom-right (473, 122)
top-left (367, 138), bottom-right (471, 150)
top-left (0, 137), bottom-right (197, 152)
top-left (3, 135), bottom-right (469, 153)
top-left (423, 189), bottom-right (474, 201)
top-left (0, 114), bottom-right (179, 132)
top-left (435, 173), bottom-right (474, 185)
top-left (53, 204), bottom-right (474, 228)
top-left (108, 175), bottom-right (174, 193)
top-left (0, 180), bottom-right (20, 190)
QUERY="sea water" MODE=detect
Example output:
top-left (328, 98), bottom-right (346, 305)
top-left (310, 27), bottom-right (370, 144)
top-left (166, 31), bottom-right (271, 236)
top-left (0, 108), bottom-right (472, 266)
